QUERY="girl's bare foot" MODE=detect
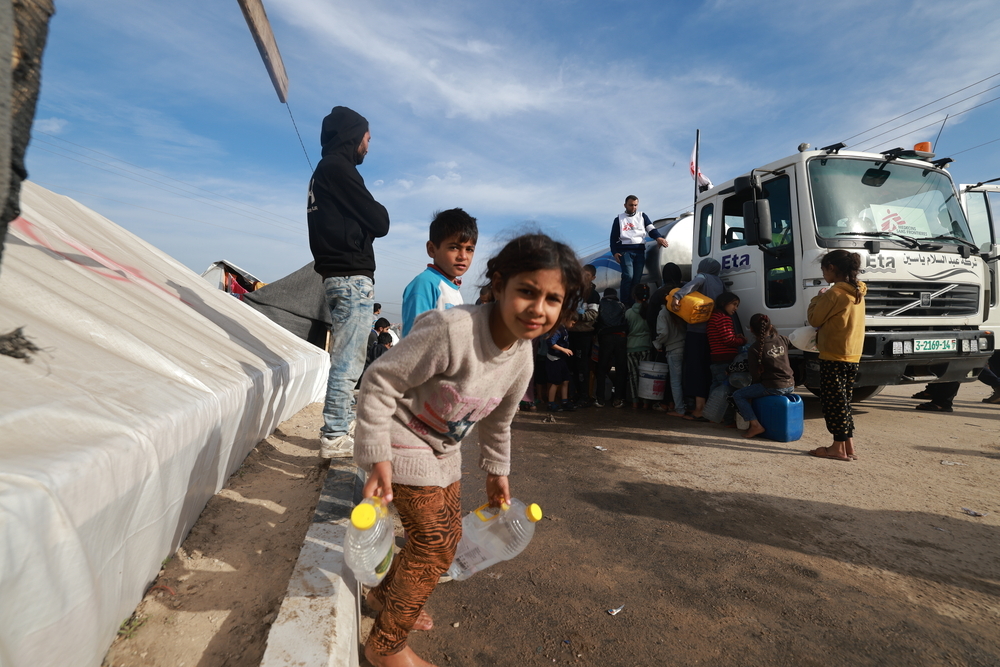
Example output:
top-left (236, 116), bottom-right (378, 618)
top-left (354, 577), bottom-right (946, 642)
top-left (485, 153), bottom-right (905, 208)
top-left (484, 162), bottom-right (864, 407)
top-left (846, 437), bottom-right (857, 460)
top-left (365, 644), bottom-right (437, 667)
top-left (743, 420), bottom-right (766, 438)
top-left (365, 591), bottom-right (433, 630)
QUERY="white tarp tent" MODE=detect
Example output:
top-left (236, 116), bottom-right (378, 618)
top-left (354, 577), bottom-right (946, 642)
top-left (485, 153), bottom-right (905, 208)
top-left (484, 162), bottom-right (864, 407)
top-left (0, 182), bottom-right (329, 667)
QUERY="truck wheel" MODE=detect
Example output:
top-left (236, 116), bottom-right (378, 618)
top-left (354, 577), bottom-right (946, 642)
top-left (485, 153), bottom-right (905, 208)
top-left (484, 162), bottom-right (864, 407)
top-left (850, 385), bottom-right (884, 402)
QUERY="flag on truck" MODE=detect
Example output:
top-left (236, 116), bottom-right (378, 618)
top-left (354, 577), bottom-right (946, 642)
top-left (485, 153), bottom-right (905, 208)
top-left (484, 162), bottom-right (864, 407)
top-left (690, 141), bottom-right (713, 190)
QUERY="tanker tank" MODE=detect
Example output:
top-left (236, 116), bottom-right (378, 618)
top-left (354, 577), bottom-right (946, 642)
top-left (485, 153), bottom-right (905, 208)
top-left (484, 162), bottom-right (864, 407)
top-left (579, 212), bottom-right (694, 296)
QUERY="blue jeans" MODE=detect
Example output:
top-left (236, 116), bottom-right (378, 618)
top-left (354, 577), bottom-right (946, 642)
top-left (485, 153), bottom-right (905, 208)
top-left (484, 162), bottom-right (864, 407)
top-left (732, 384), bottom-right (794, 422)
top-left (321, 275), bottom-right (374, 437)
top-left (666, 350), bottom-right (685, 413)
top-left (709, 362), bottom-right (730, 393)
top-left (618, 247), bottom-right (645, 306)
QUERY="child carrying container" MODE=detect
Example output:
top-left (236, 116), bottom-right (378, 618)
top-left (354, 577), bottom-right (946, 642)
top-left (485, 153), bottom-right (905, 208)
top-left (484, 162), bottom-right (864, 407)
top-left (354, 233), bottom-right (585, 667)
top-left (673, 258), bottom-right (724, 419)
top-left (734, 314), bottom-right (795, 439)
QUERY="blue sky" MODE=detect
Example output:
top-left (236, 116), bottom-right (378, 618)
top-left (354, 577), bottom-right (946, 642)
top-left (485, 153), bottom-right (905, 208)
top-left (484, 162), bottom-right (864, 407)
top-left (26, 0), bottom-right (1000, 324)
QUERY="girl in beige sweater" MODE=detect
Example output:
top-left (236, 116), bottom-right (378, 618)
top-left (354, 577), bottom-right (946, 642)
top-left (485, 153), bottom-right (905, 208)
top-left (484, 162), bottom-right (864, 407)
top-left (355, 233), bottom-right (585, 667)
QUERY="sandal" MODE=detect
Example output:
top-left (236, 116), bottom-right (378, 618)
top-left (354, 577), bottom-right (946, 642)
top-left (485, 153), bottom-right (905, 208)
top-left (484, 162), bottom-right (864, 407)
top-left (809, 446), bottom-right (850, 461)
top-left (911, 389), bottom-right (932, 400)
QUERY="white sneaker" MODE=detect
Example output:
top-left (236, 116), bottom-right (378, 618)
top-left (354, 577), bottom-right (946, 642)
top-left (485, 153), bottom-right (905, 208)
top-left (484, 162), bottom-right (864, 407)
top-left (320, 433), bottom-right (354, 458)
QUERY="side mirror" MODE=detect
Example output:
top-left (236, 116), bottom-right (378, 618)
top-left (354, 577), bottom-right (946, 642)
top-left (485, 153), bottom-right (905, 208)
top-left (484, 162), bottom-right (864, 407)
top-left (734, 174), bottom-right (761, 194)
top-left (982, 242), bottom-right (999, 261)
top-left (743, 199), bottom-right (773, 246)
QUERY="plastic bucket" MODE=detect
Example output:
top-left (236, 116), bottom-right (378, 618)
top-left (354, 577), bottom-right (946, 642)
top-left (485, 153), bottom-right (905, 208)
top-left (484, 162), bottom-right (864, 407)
top-left (637, 361), bottom-right (668, 401)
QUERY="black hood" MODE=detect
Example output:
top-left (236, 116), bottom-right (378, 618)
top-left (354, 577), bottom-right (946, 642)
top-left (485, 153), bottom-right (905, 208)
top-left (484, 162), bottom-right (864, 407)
top-left (320, 106), bottom-right (369, 163)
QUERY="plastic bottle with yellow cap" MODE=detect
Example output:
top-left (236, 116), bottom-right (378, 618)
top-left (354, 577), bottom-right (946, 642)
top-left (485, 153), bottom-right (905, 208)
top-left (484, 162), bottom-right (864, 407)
top-left (447, 498), bottom-right (543, 581)
top-left (344, 497), bottom-right (395, 586)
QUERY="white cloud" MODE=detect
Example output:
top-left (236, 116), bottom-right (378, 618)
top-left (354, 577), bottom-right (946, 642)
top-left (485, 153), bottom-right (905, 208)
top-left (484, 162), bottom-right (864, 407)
top-left (33, 118), bottom-right (68, 134)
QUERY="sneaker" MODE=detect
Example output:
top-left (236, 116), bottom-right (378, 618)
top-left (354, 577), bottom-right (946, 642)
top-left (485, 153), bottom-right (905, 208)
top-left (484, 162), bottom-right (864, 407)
top-left (561, 401), bottom-right (577, 412)
top-left (320, 432), bottom-right (354, 458)
top-left (612, 399), bottom-right (624, 408)
top-left (593, 399), bottom-right (606, 408)
top-left (983, 389), bottom-right (1000, 404)
top-left (548, 401), bottom-right (564, 412)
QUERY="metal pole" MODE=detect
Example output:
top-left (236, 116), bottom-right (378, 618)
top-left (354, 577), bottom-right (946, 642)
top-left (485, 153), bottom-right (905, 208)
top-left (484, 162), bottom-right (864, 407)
top-left (693, 129), bottom-right (701, 212)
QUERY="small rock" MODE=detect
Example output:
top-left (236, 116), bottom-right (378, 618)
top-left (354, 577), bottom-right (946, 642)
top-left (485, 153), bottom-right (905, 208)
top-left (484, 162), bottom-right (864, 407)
top-left (452, 622), bottom-right (460, 628)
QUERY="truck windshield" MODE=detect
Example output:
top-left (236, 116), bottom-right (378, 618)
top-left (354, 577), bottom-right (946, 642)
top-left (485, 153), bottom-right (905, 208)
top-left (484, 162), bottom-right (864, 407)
top-left (809, 157), bottom-right (972, 245)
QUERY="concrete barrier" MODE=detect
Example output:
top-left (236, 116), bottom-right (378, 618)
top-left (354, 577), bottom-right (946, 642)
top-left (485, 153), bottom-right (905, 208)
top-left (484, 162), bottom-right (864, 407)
top-left (261, 462), bottom-right (365, 667)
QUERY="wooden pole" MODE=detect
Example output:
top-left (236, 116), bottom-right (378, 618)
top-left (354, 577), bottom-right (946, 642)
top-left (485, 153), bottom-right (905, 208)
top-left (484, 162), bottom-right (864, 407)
top-left (237, 0), bottom-right (289, 103)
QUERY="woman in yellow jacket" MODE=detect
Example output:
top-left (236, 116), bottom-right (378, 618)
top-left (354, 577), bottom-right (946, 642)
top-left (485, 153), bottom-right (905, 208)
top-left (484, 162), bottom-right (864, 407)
top-left (807, 250), bottom-right (867, 461)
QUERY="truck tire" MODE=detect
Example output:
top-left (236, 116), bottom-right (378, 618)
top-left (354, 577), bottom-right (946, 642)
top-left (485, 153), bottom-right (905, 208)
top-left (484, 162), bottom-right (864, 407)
top-left (805, 385), bottom-right (884, 402)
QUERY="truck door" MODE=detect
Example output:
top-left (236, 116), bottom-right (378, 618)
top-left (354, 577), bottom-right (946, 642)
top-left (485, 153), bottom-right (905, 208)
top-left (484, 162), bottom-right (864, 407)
top-left (962, 183), bottom-right (1000, 326)
top-left (716, 173), bottom-right (797, 329)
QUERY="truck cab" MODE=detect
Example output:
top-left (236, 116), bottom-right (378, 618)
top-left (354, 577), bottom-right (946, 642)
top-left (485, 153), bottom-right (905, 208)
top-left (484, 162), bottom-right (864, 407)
top-left (694, 144), bottom-right (995, 396)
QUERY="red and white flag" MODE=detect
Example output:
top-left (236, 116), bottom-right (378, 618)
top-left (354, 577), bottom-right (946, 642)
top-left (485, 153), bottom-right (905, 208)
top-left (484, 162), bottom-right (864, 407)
top-left (689, 142), bottom-right (713, 189)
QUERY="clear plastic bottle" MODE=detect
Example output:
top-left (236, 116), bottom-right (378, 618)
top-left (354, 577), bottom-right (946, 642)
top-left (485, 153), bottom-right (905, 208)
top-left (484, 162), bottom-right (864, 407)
top-left (344, 497), bottom-right (395, 586)
top-left (447, 498), bottom-right (543, 581)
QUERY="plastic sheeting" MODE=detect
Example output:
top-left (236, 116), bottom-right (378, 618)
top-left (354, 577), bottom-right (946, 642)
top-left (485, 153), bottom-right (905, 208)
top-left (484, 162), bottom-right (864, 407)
top-left (0, 182), bottom-right (330, 667)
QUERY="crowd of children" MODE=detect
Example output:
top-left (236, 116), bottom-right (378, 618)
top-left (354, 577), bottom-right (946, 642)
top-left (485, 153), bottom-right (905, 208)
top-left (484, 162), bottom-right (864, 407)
top-left (347, 203), bottom-right (870, 665)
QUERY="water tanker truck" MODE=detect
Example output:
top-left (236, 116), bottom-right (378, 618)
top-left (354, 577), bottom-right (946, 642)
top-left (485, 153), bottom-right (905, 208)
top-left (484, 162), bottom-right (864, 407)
top-left (581, 143), bottom-right (996, 401)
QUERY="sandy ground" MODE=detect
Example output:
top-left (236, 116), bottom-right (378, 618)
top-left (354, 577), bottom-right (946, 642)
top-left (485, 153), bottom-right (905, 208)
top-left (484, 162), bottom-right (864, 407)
top-left (102, 404), bottom-right (327, 667)
top-left (105, 382), bottom-right (999, 667)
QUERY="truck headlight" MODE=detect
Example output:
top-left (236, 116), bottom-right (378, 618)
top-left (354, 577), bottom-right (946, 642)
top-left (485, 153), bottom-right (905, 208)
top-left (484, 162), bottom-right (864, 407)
top-left (892, 341), bottom-right (902, 355)
top-left (903, 340), bottom-right (913, 354)
top-left (971, 339), bottom-right (979, 353)
top-left (980, 337), bottom-right (991, 351)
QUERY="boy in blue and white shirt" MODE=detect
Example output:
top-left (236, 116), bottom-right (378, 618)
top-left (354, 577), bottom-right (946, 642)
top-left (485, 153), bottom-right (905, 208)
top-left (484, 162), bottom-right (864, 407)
top-left (401, 208), bottom-right (478, 335)
top-left (610, 195), bottom-right (668, 306)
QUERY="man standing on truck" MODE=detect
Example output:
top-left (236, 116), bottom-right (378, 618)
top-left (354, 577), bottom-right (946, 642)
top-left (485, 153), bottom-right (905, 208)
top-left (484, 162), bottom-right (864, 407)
top-left (308, 106), bottom-right (390, 458)
top-left (610, 195), bottom-right (668, 306)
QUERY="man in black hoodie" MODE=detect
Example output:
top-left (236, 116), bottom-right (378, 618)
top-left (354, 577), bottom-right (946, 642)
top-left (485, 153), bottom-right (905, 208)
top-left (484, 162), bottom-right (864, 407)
top-left (308, 106), bottom-right (390, 458)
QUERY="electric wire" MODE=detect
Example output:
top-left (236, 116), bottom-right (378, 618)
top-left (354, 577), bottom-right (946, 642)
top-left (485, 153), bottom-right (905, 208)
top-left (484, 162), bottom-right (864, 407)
top-left (285, 102), bottom-right (313, 172)
top-left (30, 145), bottom-right (304, 235)
top-left (859, 93), bottom-right (1000, 152)
top-left (856, 91), bottom-right (1000, 150)
top-left (34, 130), bottom-right (305, 227)
top-left (841, 70), bottom-right (1000, 144)
top-left (31, 180), bottom-right (306, 247)
top-left (950, 135), bottom-right (1000, 157)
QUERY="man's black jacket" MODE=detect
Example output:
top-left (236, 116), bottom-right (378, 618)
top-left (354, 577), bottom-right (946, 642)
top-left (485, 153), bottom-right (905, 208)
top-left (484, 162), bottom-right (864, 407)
top-left (307, 106), bottom-right (390, 279)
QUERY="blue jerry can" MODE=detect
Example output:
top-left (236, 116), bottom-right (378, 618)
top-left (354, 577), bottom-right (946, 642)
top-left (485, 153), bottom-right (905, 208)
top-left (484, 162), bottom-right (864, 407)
top-left (751, 393), bottom-right (804, 442)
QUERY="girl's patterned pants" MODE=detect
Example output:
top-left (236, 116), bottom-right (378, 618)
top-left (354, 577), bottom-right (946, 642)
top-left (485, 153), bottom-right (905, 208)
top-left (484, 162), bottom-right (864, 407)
top-left (819, 359), bottom-right (858, 441)
top-left (367, 481), bottom-right (462, 655)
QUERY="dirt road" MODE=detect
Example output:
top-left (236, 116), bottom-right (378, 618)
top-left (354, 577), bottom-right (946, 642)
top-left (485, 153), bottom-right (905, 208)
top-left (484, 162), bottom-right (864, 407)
top-left (406, 383), bottom-right (1000, 666)
top-left (106, 383), bottom-right (999, 666)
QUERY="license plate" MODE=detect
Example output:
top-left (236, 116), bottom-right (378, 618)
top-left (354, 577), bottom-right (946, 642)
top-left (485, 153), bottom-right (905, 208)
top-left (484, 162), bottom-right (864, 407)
top-left (913, 339), bottom-right (957, 353)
